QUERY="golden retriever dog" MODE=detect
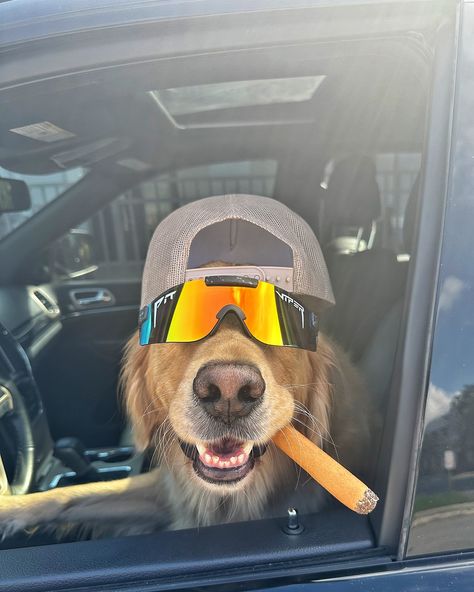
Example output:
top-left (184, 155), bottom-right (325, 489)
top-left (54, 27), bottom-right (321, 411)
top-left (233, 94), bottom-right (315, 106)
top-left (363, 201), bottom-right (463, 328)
top-left (0, 265), bottom-right (371, 540)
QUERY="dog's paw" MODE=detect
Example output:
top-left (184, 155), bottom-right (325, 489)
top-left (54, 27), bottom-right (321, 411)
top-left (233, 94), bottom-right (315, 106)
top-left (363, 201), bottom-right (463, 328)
top-left (0, 499), bottom-right (30, 539)
top-left (0, 516), bottom-right (31, 540)
top-left (0, 495), bottom-right (60, 540)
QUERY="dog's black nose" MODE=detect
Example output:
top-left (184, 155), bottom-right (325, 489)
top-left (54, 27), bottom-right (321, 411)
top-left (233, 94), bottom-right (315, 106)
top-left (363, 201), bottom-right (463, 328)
top-left (193, 362), bottom-right (265, 422)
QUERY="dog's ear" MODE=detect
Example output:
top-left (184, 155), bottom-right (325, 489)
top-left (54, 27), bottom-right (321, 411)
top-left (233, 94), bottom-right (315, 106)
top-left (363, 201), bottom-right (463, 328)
top-left (305, 337), bottom-right (372, 475)
top-left (120, 332), bottom-right (159, 450)
top-left (298, 337), bottom-right (337, 453)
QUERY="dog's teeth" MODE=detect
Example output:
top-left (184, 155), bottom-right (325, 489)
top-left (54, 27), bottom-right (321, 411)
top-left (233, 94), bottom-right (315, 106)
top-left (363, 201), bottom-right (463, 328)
top-left (198, 445), bottom-right (252, 469)
top-left (242, 442), bottom-right (253, 455)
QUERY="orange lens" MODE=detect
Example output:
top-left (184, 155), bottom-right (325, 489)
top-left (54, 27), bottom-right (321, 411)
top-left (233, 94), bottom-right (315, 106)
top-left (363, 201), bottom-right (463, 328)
top-left (140, 278), bottom-right (317, 350)
top-left (166, 279), bottom-right (282, 345)
top-left (167, 280), bottom-right (230, 342)
top-left (241, 281), bottom-right (283, 346)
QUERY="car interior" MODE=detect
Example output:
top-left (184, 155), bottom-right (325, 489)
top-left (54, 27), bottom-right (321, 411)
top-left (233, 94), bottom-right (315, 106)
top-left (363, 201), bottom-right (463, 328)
top-left (0, 22), bottom-right (434, 559)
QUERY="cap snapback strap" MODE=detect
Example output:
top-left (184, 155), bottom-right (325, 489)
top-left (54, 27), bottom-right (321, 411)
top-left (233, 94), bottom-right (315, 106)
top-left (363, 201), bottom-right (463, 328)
top-left (185, 266), bottom-right (294, 291)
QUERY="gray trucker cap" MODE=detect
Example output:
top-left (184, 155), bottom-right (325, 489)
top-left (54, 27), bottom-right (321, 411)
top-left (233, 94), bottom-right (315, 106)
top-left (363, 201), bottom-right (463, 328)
top-left (141, 194), bottom-right (335, 311)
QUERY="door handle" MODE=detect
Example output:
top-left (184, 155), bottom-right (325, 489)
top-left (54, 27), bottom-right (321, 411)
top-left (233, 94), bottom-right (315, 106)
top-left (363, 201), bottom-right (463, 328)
top-left (70, 288), bottom-right (115, 309)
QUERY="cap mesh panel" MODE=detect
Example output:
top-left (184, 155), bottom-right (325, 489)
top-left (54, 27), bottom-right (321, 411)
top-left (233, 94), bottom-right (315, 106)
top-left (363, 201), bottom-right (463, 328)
top-left (141, 194), bottom-right (334, 310)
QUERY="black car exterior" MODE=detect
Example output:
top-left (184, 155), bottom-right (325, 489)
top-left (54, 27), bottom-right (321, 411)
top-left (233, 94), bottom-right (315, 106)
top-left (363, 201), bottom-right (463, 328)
top-left (1, 1), bottom-right (473, 590)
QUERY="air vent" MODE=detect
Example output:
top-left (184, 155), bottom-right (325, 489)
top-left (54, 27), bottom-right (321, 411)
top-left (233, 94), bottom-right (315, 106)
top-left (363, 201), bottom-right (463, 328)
top-left (32, 289), bottom-right (60, 315)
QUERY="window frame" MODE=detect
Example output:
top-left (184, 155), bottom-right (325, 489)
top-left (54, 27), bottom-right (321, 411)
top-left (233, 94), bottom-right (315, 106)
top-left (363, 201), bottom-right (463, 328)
top-left (0, 167), bottom-right (86, 242)
top-left (406, 0), bottom-right (474, 558)
top-left (372, 15), bottom-right (460, 558)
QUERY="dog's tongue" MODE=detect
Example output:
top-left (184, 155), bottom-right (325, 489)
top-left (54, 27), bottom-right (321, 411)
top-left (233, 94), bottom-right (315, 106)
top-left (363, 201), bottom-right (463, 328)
top-left (196, 441), bottom-right (252, 470)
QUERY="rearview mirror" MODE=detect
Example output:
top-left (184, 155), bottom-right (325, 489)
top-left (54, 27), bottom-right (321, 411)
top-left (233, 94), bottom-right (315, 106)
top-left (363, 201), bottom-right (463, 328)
top-left (0, 178), bottom-right (31, 213)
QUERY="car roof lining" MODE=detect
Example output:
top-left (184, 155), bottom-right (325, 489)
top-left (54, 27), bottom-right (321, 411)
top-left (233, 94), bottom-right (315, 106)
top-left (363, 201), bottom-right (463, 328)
top-left (0, 37), bottom-right (429, 176)
top-left (0, 35), bottom-right (432, 284)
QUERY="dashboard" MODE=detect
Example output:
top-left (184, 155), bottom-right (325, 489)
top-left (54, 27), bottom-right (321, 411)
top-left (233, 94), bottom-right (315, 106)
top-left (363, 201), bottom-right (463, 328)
top-left (0, 282), bottom-right (141, 502)
top-left (0, 285), bottom-right (61, 359)
top-left (0, 285), bottom-right (61, 492)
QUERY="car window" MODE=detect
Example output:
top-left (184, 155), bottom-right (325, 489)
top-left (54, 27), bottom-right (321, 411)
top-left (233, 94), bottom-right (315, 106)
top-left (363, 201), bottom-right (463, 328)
top-left (66, 160), bottom-right (277, 280)
top-left (61, 154), bottom-right (419, 283)
top-left (2, 48), bottom-right (427, 542)
top-left (406, 6), bottom-right (474, 557)
top-left (375, 153), bottom-right (421, 254)
top-left (0, 167), bottom-right (86, 241)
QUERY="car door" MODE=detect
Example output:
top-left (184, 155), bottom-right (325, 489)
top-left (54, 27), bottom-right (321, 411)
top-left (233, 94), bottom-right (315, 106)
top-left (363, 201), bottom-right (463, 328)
top-left (39, 275), bottom-right (140, 446)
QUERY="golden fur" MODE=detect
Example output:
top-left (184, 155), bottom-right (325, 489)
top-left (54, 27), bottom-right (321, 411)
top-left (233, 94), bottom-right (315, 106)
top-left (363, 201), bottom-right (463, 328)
top-left (0, 270), bottom-right (371, 540)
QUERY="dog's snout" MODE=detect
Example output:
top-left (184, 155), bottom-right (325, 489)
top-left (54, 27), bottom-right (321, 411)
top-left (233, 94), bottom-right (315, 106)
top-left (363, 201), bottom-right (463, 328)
top-left (193, 362), bottom-right (265, 422)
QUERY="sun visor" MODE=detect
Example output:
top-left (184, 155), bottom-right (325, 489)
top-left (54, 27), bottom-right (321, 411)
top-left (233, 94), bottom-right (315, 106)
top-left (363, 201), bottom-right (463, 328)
top-left (187, 220), bottom-right (293, 268)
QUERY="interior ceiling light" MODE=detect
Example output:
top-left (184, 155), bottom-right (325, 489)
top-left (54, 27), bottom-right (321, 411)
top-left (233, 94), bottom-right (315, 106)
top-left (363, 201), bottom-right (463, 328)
top-left (149, 75), bottom-right (326, 116)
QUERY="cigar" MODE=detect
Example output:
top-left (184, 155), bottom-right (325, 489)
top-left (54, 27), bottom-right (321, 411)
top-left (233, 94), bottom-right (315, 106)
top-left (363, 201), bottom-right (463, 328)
top-left (272, 424), bottom-right (378, 514)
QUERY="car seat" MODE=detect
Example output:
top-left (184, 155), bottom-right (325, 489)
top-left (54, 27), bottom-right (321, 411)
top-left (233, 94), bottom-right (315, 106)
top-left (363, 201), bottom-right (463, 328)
top-left (320, 155), bottom-right (406, 363)
top-left (359, 173), bottom-right (420, 405)
top-left (321, 155), bottom-right (381, 255)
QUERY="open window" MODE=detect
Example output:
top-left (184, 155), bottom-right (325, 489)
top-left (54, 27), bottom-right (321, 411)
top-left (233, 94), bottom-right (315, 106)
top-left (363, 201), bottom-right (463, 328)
top-left (0, 1), bottom-right (458, 590)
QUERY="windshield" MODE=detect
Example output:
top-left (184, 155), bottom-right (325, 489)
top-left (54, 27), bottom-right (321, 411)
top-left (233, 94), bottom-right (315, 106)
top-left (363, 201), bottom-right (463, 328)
top-left (0, 166), bottom-right (86, 241)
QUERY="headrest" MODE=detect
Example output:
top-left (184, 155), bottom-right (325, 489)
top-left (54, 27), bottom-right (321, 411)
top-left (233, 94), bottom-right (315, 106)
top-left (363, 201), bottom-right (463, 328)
top-left (324, 155), bottom-right (381, 228)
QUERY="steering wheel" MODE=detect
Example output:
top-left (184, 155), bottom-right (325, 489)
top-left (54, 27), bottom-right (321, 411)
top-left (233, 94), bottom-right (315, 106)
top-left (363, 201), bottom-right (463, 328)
top-left (0, 384), bottom-right (34, 495)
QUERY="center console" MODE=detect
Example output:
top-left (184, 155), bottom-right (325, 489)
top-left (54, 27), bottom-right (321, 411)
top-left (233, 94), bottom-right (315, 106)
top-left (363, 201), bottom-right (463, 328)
top-left (39, 440), bottom-right (143, 490)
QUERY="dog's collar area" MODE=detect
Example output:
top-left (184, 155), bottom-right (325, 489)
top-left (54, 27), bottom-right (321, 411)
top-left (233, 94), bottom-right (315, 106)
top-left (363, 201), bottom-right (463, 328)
top-left (179, 438), bottom-right (267, 484)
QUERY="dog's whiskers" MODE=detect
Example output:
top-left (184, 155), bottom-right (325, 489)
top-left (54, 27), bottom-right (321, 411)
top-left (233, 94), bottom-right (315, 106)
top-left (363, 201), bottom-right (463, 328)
top-left (141, 397), bottom-right (159, 417)
top-left (228, 492), bottom-right (239, 523)
top-left (281, 382), bottom-right (322, 389)
top-left (276, 381), bottom-right (335, 446)
top-left (292, 400), bottom-right (339, 460)
top-left (295, 404), bottom-right (338, 452)
top-left (149, 417), bottom-right (177, 471)
top-left (273, 428), bottom-right (303, 484)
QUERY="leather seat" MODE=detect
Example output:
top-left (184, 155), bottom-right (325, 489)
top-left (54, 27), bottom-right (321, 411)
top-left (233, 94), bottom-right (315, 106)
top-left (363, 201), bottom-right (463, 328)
top-left (320, 164), bottom-right (421, 485)
top-left (359, 174), bottom-right (420, 401)
top-left (322, 155), bottom-right (381, 256)
top-left (320, 155), bottom-right (405, 363)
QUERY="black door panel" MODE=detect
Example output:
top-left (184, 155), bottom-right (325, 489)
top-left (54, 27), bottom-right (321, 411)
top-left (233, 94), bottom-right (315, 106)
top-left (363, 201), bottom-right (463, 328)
top-left (54, 278), bottom-right (140, 313)
top-left (34, 279), bottom-right (140, 447)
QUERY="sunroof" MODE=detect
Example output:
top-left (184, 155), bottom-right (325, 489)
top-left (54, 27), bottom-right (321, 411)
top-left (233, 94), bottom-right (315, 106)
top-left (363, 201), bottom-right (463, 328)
top-left (149, 76), bottom-right (326, 116)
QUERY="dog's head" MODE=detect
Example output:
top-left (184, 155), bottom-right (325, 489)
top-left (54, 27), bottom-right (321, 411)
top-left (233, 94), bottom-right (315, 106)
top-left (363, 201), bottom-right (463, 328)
top-left (119, 198), bottom-right (369, 521)
top-left (122, 289), bottom-right (336, 502)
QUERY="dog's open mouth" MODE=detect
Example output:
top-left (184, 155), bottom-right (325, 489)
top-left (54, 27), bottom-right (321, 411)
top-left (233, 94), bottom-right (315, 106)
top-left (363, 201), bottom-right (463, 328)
top-left (180, 438), bottom-right (267, 484)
